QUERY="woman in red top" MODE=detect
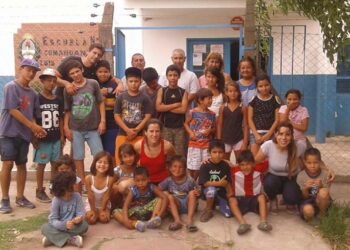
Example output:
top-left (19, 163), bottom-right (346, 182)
top-left (134, 119), bottom-right (176, 184)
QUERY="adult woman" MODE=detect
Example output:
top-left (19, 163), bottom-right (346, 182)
top-left (199, 52), bottom-right (232, 88)
top-left (134, 119), bottom-right (176, 184)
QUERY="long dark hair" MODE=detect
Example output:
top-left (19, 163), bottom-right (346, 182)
top-left (205, 67), bottom-right (225, 94)
top-left (90, 151), bottom-right (114, 176)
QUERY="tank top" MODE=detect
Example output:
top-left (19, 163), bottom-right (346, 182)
top-left (162, 86), bottom-right (185, 128)
top-left (222, 103), bottom-right (244, 145)
top-left (91, 176), bottom-right (110, 209)
top-left (140, 139), bottom-right (167, 184)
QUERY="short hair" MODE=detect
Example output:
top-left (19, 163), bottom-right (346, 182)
top-left (285, 88), bottom-right (302, 99)
top-left (89, 43), bottom-right (105, 55)
top-left (208, 139), bottom-right (225, 152)
top-left (195, 88), bottom-right (213, 103)
top-left (237, 150), bottom-right (255, 164)
top-left (172, 48), bottom-right (186, 57)
top-left (304, 147), bottom-right (322, 161)
top-left (166, 64), bottom-right (181, 76)
top-left (134, 167), bottom-right (149, 178)
top-left (204, 52), bottom-right (224, 71)
top-left (51, 172), bottom-right (76, 198)
top-left (167, 155), bottom-right (186, 169)
top-left (90, 151), bottom-right (114, 176)
top-left (142, 67), bottom-right (159, 84)
top-left (125, 67), bottom-right (142, 79)
top-left (238, 56), bottom-right (257, 76)
top-left (56, 154), bottom-right (75, 172)
top-left (144, 118), bottom-right (163, 132)
top-left (96, 59), bottom-right (111, 72)
top-left (65, 60), bottom-right (83, 74)
top-left (118, 143), bottom-right (139, 164)
top-left (131, 53), bottom-right (144, 63)
top-left (255, 73), bottom-right (271, 85)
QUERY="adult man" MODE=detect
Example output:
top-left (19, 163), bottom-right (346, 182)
top-left (121, 53), bottom-right (146, 90)
top-left (159, 49), bottom-right (199, 102)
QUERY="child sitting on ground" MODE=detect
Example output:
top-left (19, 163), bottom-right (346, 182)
top-left (85, 151), bottom-right (114, 225)
top-left (55, 154), bottom-right (82, 193)
top-left (159, 155), bottom-right (200, 232)
top-left (41, 172), bottom-right (88, 248)
top-left (113, 167), bottom-right (168, 232)
top-left (297, 148), bottom-right (332, 223)
top-left (227, 150), bottom-right (272, 235)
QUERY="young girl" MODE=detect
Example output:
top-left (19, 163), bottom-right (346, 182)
top-left (237, 57), bottom-right (257, 107)
top-left (159, 155), bottom-right (200, 232)
top-left (248, 74), bottom-right (281, 156)
top-left (205, 67), bottom-right (225, 118)
top-left (85, 151), bottom-right (114, 225)
top-left (41, 172), bottom-right (88, 248)
top-left (55, 154), bottom-right (82, 193)
top-left (113, 167), bottom-right (168, 232)
top-left (217, 82), bottom-right (249, 162)
top-left (279, 89), bottom-right (309, 148)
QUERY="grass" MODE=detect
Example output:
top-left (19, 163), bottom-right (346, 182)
top-left (0, 213), bottom-right (48, 250)
top-left (318, 203), bottom-right (350, 249)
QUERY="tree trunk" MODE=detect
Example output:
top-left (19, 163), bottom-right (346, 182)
top-left (244, 0), bottom-right (257, 60)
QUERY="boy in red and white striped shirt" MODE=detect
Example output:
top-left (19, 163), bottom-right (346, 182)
top-left (226, 150), bottom-right (272, 235)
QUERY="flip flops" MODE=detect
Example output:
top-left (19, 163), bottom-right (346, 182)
top-left (168, 222), bottom-right (182, 231)
top-left (186, 224), bottom-right (198, 232)
top-left (146, 216), bottom-right (162, 229)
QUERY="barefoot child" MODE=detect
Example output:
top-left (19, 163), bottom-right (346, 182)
top-left (227, 150), bottom-right (272, 235)
top-left (159, 155), bottom-right (200, 232)
top-left (85, 151), bottom-right (114, 225)
top-left (113, 167), bottom-right (168, 232)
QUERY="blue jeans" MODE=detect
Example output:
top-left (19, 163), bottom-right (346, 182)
top-left (72, 130), bottom-right (103, 160)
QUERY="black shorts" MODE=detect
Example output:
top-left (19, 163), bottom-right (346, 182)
top-left (236, 195), bottom-right (259, 215)
top-left (299, 198), bottom-right (319, 220)
top-left (0, 137), bottom-right (29, 165)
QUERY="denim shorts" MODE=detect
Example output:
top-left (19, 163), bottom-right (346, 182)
top-left (0, 137), bottom-right (29, 165)
top-left (174, 195), bottom-right (188, 214)
top-left (72, 130), bottom-right (103, 160)
top-left (249, 132), bottom-right (267, 144)
top-left (33, 140), bottom-right (61, 164)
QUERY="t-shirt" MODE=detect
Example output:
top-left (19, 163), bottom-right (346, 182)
top-left (114, 92), bottom-right (152, 136)
top-left (260, 140), bottom-right (307, 176)
top-left (130, 183), bottom-right (156, 207)
top-left (237, 80), bottom-right (256, 107)
top-left (56, 56), bottom-right (98, 98)
top-left (159, 69), bottom-right (199, 95)
top-left (98, 77), bottom-right (118, 130)
top-left (198, 160), bottom-right (231, 198)
top-left (37, 94), bottom-right (64, 142)
top-left (297, 168), bottom-right (329, 198)
top-left (230, 161), bottom-right (268, 197)
top-left (159, 175), bottom-right (197, 198)
top-left (64, 79), bottom-right (103, 131)
top-left (249, 95), bottom-right (281, 131)
top-left (279, 105), bottom-right (309, 141)
top-left (140, 85), bottom-right (160, 118)
top-left (161, 86), bottom-right (186, 128)
top-left (0, 81), bottom-right (40, 142)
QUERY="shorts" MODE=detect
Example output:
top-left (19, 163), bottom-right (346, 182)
top-left (115, 135), bottom-right (143, 165)
top-left (85, 199), bottom-right (111, 212)
top-left (299, 198), bottom-right (320, 220)
top-left (187, 147), bottom-right (209, 171)
top-left (202, 187), bottom-right (232, 217)
top-left (113, 198), bottom-right (159, 221)
top-left (236, 196), bottom-right (259, 215)
top-left (33, 140), bottom-right (61, 164)
top-left (174, 195), bottom-right (188, 214)
top-left (224, 140), bottom-right (243, 153)
top-left (101, 128), bottom-right (119, 156)
top-left (249, 132), bottom-right (267, 144)
top-left (162, 127), bottom-right (186, 156)
top-left (72, 130), bottom-right (103, 160)
top-left (0, 137), bottom-right (29, 165)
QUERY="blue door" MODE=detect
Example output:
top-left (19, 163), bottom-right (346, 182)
top-left (115, 29), bottom-right (126, 78)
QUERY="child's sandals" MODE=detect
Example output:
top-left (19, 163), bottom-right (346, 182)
top-left (135, 220), bottom-right (146, 232)
top-left (146, 216), bottom-right (162, 229)
top-left (168, 222), bottom-right (182, 231)
top-left (186, 224), bottom-right (198, 232)
top-left (257, 221), bottom-right (272, 232)
top-left (237, 224), bottom-right (251, 235)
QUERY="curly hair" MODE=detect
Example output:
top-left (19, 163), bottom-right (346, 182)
top-left (51, 172), bottom-right (76, 198)
top-left (56, 154), bottom-right (75, 172)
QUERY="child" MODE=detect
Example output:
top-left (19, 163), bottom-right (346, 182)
top-left (159, 155), bottom-right (200, 232)
top-left (96, 60), bottom-right (119, 159)
top-left (34, 68), bottom-right (64, 203)
top-left (85, 151), bottom-right (114, 225)
top-left (227, 150), bottom-right (272, 235)
top-left (55, 154), bottom-right (82, 194)
top-left (184, 88), bottom-right (216, 180)
top-left (63, 60), bottom-right (106, 188)
top-left (0, 58), bottom-right (46, 213)
top-left (114, 67), bottom-right (152, 164)
top-left (140, 67), bottom-right (161, 118)
top-left (248, 74), bottom-right (280, 156)
top-left (217, 82), bottom-right (248, 162)
top-left (236, 57), bottom-right (257, 107)
top-left (297, 148), bottom-right (331, 222)
top-left (205, 67), bottom-right (225, 118)
top-left (156, 64), bottom-right (188, 156)
top-left (279, 89), bottom-right (309, 148)
top-left (113, 167), bottom-right (168, 232)
top-left (41, 172), bottom-right (88, 248)
top-left (198, 139), bottom-right (231, 222)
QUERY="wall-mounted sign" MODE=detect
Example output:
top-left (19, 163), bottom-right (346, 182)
top-left (231, 16), bottom-right (244, 31)
top-left (18, 34), bottom-right (41, 60)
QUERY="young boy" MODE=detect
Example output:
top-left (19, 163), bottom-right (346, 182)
top-left (184, 88), bottom-right (216, 180)
top-left (0, 58), bottom-right (47, 213)
top-left (198, 139), bottom-right (231, 222)
top-left (156, 64), bottom-right (188, 157)
top-left (159, 155), bottom-right (200, 232)
top-left (114, 67), bottom-right (152, 164)
top-left (140, 67), bottom-right (161, 119)
top-left (63, 60), bottom-right (105, 189)
top-left (34, 68), bottom-right (64, 203)
top-left (227, 150), bottom-right (272, 235)
top-left (297, 148), bottom-right (331, 222)
top-left (95, 60), bottom-right (119, 159)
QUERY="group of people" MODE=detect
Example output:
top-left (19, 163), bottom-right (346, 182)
top-left (0, 42), bottom-right (335, 248)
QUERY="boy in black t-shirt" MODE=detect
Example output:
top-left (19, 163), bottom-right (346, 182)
top-left (198, 139), bottom-right (232, 222)
top-left (34, 68), bottom-right (64, 203)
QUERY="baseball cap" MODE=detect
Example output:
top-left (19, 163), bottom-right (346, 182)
top-left (39, 68), bottom-right (57, 80)
top-left (20, 58), bottom-right (41, 71)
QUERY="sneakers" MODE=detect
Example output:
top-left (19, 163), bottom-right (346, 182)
top-left (36, 188), bottom-right (52, 203)
top-left (146, 216), bottom-right (162, 229)
top-left (42, 236), bottom-right (52, 247)
top-left (135, 220), bottom-right (146, 232)
top-left (15, 196), bottom-right (36, 209)
top-left (0, 198), bottom-right (13, 214)
top-left (67, 235), bottom-right (83, 248)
